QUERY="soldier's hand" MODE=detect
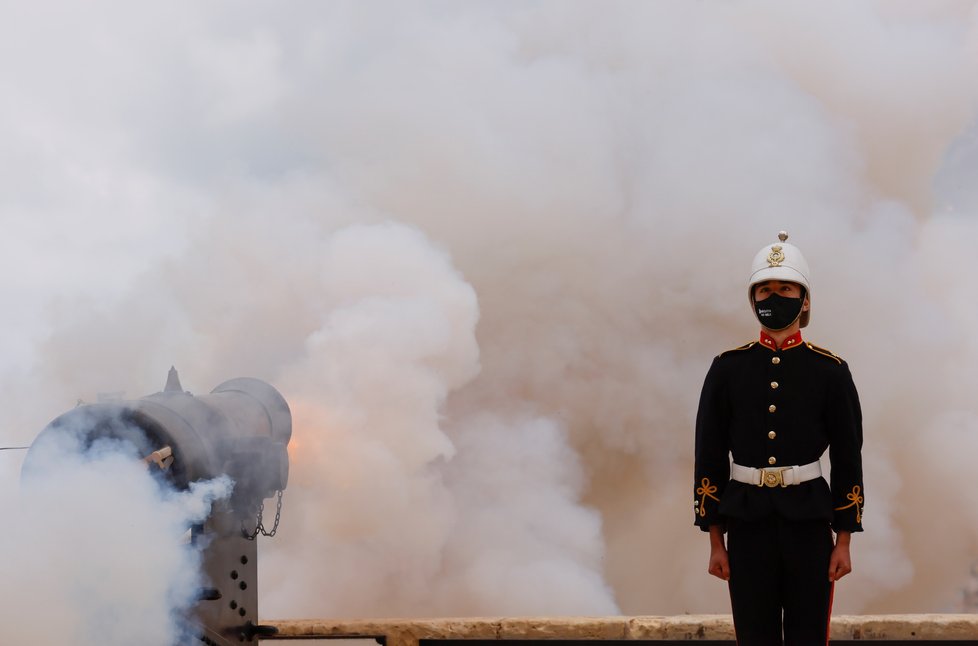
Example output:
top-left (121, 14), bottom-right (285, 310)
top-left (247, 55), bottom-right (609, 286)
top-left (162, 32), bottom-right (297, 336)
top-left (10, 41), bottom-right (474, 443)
top-left (707, 526), bottom-right (730, 581)
top-left (708, 546), bottom-right (730, 581)
top-left (829, 533), bottom-right (852, 581)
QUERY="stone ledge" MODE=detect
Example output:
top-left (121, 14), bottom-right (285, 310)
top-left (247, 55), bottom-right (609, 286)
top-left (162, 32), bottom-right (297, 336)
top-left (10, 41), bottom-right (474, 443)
top-left (262, 614), bottom-right (978, 642)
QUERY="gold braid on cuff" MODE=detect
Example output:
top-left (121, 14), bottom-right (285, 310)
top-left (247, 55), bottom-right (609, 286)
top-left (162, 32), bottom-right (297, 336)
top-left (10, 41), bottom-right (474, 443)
top-left (834, 485), bottom-right (863, 524)
top-left (696, 477), bottom-right (720, 518)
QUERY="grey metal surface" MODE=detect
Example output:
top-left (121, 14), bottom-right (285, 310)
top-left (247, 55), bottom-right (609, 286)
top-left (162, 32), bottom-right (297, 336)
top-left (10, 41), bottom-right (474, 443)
top-left (22, 369), bottom-right (292, 645)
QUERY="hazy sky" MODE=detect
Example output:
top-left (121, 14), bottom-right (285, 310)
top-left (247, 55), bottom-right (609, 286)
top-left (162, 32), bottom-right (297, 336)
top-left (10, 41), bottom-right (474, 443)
top-left (1, 1), bottom-right (978, 638)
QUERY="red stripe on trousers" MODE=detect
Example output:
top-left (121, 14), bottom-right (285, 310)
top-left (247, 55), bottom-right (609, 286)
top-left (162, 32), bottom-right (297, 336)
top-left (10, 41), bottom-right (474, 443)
top-left (825, 582), bottom-right (835, 645)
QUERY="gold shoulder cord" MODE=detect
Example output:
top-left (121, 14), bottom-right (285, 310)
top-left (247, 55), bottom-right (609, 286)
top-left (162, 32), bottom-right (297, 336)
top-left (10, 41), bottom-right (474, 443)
top-left (719, 341), bottom-right (756, 358)
top-left (834, 485), bottom-right (863, 524)
top-left (696, 477), bottom-right (720, 518)
top-left (805, 342), bottom-right (843, 364)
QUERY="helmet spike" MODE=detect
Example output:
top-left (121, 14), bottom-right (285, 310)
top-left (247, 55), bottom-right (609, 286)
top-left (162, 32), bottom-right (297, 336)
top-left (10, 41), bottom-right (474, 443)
top-left (778, 231), bottom-right (789, 242)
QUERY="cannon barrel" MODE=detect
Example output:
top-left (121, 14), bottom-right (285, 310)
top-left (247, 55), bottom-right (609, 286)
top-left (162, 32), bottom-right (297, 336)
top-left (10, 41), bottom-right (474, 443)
top-left (24, 370), bottom-right (291, 516)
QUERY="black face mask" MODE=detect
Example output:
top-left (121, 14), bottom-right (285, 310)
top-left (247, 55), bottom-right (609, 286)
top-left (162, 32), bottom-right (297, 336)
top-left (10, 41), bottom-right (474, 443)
top-left (754, 293), bottom-right (804, 331)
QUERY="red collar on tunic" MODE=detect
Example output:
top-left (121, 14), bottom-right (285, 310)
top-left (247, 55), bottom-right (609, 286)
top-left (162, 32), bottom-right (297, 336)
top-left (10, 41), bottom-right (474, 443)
top-left (759, 330), bottom-right (803, 351)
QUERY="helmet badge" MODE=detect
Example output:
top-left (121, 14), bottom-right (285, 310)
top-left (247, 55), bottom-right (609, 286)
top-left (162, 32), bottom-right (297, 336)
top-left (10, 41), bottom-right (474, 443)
top-left (766, 231), bottom-right (790, 267)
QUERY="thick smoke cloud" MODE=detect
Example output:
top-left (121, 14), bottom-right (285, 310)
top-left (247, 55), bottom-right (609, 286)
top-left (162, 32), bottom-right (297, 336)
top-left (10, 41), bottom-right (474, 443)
top-left (1, 0), bottom-right (977, 632)
top-left (0, 424), bottom-right (231, 644)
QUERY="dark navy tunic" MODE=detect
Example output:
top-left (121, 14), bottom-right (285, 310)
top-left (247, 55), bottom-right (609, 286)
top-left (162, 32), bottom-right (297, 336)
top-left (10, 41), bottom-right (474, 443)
top-left (693, 332), bottom-right (864, 533)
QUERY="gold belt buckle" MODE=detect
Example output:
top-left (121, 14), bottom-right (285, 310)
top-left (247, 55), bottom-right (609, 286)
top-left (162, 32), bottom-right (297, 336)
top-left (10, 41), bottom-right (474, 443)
top-left (759, 468), bottom-right (790, 488)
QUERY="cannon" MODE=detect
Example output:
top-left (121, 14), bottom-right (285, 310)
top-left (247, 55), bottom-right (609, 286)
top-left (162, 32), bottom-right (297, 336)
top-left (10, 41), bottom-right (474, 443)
top-left (22, 367), bottom-right (291, 644)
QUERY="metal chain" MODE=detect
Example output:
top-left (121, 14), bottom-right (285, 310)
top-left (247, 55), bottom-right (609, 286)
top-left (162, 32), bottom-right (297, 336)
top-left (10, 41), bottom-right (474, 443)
top-left (242, 490), bottom-right (283, 540)
top-left (266, 489), bottom-right (283, 537)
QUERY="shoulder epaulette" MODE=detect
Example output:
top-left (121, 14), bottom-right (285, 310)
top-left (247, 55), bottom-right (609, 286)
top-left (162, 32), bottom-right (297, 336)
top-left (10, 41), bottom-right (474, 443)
top-left (718, 341), bottom-right (756, 358)
top-left (805, 342), bottom-right (843, 364)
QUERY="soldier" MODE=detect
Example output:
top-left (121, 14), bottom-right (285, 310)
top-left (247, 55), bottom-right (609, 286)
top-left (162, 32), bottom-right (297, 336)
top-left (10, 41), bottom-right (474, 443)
top-left (693, 232), bottom-right (863, 645)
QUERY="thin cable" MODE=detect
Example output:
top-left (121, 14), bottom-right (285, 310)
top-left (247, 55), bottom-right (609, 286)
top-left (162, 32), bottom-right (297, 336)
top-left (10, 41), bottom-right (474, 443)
top-left (0, 446), bottom-right (29, 451)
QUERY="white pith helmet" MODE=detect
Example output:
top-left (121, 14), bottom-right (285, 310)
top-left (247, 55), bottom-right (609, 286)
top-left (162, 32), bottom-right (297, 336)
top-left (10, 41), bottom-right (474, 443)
top-left (748, 231), bottom-right (812, 328)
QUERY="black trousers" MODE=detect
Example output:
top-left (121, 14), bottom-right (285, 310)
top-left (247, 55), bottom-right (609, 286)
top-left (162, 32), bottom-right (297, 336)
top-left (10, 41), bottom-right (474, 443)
top-left (726, 516), bottom-right (835, 646)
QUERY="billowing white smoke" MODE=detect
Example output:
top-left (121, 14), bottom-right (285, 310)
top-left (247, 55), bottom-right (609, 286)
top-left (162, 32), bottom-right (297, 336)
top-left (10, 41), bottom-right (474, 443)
top-left (259, 222), bottom-right (616, 614)
top-left (0, 425), bottom-right (232, 644)
top-left (0, 0), bottom-right (977, 628)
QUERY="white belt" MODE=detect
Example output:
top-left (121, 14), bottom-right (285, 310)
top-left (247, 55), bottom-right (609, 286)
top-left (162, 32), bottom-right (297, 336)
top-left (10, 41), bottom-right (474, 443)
top-left (730, 461), bottom-right (821, 488)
